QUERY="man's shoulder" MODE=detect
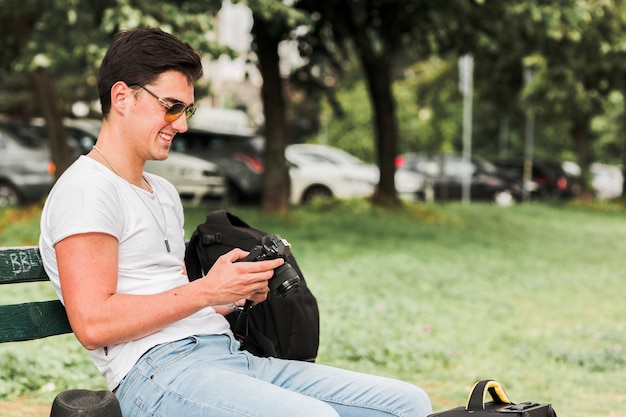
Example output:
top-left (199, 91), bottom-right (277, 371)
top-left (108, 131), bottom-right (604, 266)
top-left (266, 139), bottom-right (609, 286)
top-left (49, 157), bottom-right (123, 203)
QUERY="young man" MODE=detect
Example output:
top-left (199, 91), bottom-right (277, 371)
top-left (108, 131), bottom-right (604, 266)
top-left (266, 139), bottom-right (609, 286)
top-left (39, 27), bottom-right (432, 417)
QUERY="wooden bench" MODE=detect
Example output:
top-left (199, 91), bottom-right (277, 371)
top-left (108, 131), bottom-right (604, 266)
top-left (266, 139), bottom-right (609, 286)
top-left (0, 246), bottom-right (71, 343)
top-left (0, 246), bottom-right (121, 411)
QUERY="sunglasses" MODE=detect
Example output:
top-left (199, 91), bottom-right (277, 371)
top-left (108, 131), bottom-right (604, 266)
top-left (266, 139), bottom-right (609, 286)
top-left (133, 84), bottom-right (197, 122)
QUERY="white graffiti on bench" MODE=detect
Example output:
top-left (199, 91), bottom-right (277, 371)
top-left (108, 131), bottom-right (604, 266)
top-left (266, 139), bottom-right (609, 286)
top-left (10, 249), bottom-right (43, 275)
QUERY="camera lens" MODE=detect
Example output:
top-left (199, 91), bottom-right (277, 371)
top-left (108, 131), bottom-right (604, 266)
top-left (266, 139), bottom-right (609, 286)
top-left (269, 263), bottom-right (301, 297)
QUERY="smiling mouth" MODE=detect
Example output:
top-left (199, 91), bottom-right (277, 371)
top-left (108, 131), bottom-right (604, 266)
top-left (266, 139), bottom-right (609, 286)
top-left (159, 132), bottom-right (174, 142)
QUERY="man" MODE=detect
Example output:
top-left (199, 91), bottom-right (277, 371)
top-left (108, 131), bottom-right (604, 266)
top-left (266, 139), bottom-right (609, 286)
top-left (40, 27), bottom-right (432, 417)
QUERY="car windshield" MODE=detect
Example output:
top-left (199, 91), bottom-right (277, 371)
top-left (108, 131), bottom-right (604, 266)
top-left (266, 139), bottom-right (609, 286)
top-left (172, 130), bottom-right (265, 154)
top-left (0, 124), bottom-right (48, 149)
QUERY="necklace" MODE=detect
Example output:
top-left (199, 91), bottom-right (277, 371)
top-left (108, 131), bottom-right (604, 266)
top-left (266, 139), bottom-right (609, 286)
top-left (92, 145), bottom-right (171, 252)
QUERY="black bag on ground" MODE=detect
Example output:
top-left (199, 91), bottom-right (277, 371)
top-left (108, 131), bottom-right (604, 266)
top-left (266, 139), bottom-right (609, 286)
top-left (428, 380), bottom-right (557, 417)
top-left (185, 209), bottom-right (320, 362)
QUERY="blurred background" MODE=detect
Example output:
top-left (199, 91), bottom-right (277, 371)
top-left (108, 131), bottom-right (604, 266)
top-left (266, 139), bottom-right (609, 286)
top-left (2, 3), bottom-right (626, 415)
top-left (1, 0), bottom-right (626, 212)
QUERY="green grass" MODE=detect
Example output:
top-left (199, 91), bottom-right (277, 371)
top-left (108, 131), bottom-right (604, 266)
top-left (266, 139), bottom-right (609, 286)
top-left (1, 199), bottom-right (626, 416)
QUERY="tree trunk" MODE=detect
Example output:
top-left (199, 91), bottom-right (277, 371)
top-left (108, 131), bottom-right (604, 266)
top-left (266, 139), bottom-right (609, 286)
top-left (31, 69), bottom-right (71, 182)
top-left (252, 17), bottom-right (290, 215)
top-left (9, 9), bottom-right (71, 183)
top-left (360, 53), bottom-right (400, 207)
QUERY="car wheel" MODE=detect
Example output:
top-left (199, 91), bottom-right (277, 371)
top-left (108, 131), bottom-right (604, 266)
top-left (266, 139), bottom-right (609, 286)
top-left (302, 185), bottom-right (333, 204)
top-left (414, 191), bottom-right (427, 202)
top-left (0, 183), bottom-right (20, 207)
top-left (494, 189), bottom-right (515, 206)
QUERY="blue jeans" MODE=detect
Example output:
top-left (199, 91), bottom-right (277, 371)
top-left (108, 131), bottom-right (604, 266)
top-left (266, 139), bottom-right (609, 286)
top-left (115, 333), bottom-right (431, 417)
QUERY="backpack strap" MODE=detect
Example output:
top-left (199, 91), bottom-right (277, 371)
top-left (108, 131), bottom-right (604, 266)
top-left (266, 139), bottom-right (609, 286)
top-left (204, 210), bottom-right (251, 228)
top-left (200, 210), bottom-right (264, 249)
top-left (188, 211), bottom-right (255, 277)
top-left (246, 315), bottom-right (278, 357)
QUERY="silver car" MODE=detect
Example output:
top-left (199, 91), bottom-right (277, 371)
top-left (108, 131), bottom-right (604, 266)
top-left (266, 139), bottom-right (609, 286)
top-left (0, 123), bottom-right (53, 207)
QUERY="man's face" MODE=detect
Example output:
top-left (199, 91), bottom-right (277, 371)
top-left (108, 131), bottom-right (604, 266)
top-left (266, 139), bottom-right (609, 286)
top-left (129, 71), bottom-right (195, 162)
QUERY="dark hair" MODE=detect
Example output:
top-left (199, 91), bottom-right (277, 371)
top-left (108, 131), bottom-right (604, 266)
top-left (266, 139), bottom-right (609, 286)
top-left (97, 27), bottom-right (203, 117)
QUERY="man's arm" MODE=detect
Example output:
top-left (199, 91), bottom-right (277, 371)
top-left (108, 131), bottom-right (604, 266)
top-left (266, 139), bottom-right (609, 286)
top-left (55, 232), bottom-right (281, 350)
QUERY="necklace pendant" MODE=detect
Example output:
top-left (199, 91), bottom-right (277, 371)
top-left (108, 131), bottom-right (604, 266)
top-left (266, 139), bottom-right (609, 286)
top-left (165, 238), bottom-right (171, 253)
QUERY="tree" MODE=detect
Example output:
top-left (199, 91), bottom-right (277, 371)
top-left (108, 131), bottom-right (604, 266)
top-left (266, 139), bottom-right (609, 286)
top-left (245, 0), bottom-right (307, 214)
top-left (509, 0), bottom-right (626, 191)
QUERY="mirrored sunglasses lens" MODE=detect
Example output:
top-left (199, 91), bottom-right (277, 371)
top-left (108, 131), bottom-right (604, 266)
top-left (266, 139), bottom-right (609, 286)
top-left (164, 103), bottom-right (187, 122)
top-left (185, 106), bottom-right (197, 120)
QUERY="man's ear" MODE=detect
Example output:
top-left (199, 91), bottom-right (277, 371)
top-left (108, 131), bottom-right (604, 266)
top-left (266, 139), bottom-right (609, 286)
top-left (110, 81), bottom-right (132, 116)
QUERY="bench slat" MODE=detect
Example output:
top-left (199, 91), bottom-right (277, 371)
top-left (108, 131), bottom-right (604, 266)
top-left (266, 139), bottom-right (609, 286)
top-left (0, 247), bottom-right (49, 284)
top-left (0, 300), bottom-right (72, 343)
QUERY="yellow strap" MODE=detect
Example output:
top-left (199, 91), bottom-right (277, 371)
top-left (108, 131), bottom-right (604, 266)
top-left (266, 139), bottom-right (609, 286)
top-left (467, 380), bottom-right (512, 409)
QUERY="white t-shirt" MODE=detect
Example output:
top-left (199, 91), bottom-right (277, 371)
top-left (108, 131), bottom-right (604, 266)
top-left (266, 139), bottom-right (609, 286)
top-left (39, 156), bottom-right (230, 389)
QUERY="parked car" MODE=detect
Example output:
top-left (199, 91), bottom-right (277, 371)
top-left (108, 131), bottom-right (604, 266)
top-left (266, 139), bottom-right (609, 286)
top-left (491, 157), bottom-right (577, 200)
top-left (21, 118), bottom-right (102, 167)
top-left (0, 122), bottom-right (54, 207)
top-left (286, 144), bottom-right (425, 204)
top-left (395, 153), bottom-right (521, 205)
top-left (171, 128), bottom-right (265, 204)
top-left (63, 119), bottom-right (229, 206)
top-left (144, 154), bottom-right (227, 206)
top-left (590, 163), bottom-right (623, 200)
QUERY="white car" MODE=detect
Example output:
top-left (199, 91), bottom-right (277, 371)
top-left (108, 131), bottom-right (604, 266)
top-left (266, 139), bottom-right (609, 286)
top-left (145, 153), bottom-right (227, 206)
top-left (591, 163), bottom-right (623, 200)
top-left (286, 143), bottom-right (424, 205)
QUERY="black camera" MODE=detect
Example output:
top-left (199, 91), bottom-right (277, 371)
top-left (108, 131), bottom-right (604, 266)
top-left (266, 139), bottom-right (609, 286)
top-left (238, 234), bottom-right (301, 297)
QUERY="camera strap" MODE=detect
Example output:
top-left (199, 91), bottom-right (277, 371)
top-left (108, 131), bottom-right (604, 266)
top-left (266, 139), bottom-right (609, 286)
top-left (232, 299), bottom-right (277, 356)
top-left (233, 300), bottom-right (253, 345)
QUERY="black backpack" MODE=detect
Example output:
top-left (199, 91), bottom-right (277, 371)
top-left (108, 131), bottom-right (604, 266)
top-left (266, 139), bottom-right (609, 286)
top-left (185, 210), bottom-right (320, 362)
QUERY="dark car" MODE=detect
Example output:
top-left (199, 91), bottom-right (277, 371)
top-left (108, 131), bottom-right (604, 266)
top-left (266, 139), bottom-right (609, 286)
top-left (395, 153), bottom-right (522, 204)
top-left (171, 128), bottom-right (265, 204)
top-left (491, 157), bottom-right (577, 200)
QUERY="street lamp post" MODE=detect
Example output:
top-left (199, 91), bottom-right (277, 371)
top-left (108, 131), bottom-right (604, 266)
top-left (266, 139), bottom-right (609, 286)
top-left (523, 65), bottom-right (535, 202)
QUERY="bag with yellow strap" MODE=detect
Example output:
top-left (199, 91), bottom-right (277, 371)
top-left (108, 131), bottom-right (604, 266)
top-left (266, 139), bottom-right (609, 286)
top-left (428, 380), bottom-right (557, 417)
